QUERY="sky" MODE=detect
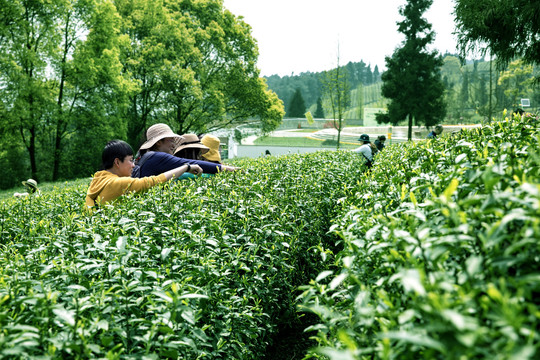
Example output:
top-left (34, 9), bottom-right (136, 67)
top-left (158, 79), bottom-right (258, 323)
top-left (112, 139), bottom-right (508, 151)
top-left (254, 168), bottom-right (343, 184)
top-left (222, 0), bottom-right (458, 77)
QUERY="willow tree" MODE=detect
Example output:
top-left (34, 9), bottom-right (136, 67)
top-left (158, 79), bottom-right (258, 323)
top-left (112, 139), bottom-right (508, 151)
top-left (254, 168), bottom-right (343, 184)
top-left (454, 0), bottom-right (540, 75)
top-left (376, 0), bottom-right (446, 140)
top-left (115, 0), bottom-right (284, 147)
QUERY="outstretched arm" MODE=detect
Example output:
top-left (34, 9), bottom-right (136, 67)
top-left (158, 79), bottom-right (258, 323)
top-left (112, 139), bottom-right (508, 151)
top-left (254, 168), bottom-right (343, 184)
top-left (163, 164), bottom-right (203, 180)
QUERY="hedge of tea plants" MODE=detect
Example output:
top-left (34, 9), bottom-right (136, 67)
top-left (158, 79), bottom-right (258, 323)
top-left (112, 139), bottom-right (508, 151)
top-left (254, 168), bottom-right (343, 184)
top-left (0, 150), bottom-right (367, 359)
top-left (298, 112), bottom-right (540, 359)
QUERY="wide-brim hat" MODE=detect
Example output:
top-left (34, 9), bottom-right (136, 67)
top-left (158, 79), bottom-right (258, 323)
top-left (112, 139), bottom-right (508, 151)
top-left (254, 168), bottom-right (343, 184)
top-left (139, 123), bottom-right (183, 150)
top-left (22, 179), bottom-right (38, 190)
top-left (174, 134), bottom-right (209, 155)
top-left (200, 134), bottom-right (221, 162)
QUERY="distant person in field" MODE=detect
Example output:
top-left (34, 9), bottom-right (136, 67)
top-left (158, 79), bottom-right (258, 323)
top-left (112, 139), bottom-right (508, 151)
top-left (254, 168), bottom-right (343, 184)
top-left (13, 179), bottom-right (41, 198)
top-left (427, 125), bottom-right (443, 139)
top-left (374, 135), bottom-right (386, 151)
top-left (85, 140), bottom-right (202, 208)
top-left (132, 124), bottom-right (238, 178)
top-left (354, 134), bottom-right (375, 168)
top-left (264, 149), bottom-right (271, 157)
top-left (200, 134), bottom-right (223, 164)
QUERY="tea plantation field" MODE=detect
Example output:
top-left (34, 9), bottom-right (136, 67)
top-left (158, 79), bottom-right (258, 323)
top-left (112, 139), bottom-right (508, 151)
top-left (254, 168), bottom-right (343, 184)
top-left (299, 112), bottom-right (540, 359)
top-left (0, 112), bottom-right (538, 359)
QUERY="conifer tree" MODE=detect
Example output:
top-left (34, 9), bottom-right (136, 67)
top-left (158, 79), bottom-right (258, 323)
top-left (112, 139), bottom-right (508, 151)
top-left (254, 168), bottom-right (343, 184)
top-left (287, 88), bottom-right (307, 118)
top-left (376, 0), bottom-right (446, 140)
top-left (314, 97), bottom-right (325, 118)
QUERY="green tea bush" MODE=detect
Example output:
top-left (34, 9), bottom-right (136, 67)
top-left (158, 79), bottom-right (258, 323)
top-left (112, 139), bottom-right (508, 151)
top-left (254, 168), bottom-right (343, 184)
top-left (298, 112), bottom-right (540, 359)
top-left (0, 151), bottom-right (366, 359)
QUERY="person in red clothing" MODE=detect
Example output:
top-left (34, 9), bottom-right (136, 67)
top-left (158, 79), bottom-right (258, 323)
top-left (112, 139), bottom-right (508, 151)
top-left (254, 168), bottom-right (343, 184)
top-left (86, 140), bottom-right (202, 208)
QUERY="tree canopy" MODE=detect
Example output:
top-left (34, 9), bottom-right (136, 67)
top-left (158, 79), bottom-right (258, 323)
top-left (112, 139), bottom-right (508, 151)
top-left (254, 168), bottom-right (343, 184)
top-left (376, 0), bottom-right (446, 140)
top-left (454, 0), bottom-right (540, 74)
top-left (0, 0), bottom-right (283, 188)
top-left (286, 88), bottom-right (306, 118)
top-left (116, 0), bottom-right (283, 146)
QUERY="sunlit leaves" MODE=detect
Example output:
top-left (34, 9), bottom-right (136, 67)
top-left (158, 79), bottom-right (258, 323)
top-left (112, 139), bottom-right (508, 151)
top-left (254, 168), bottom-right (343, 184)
top-left (299, 112), bottom-right (540, 359)
top-left (0, 149), bottom-right (366, 358)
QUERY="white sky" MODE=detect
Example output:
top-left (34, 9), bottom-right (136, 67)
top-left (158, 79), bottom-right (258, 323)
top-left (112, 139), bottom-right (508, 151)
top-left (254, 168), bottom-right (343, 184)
top-left (223, 0), bottom-right (458, 77)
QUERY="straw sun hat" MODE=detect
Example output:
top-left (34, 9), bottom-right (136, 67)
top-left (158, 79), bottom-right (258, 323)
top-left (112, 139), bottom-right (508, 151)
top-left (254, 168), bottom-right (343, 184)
top-left (22, 179), bottom-right (38, 193)
top-left (22, 179), bottom-right (38, 190)
top-left (139, 123), bottom-right (183, 150)
top-left (200, 135), bottom-right (222, 162)
top-left (174, 134), bottom-right (209, 155)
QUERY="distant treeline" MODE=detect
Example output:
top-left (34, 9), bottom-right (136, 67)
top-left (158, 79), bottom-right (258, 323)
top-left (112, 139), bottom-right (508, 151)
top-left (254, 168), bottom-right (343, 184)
top-left (266, 54), bottom-right (539, 123)
top-left (265, 61), bottom-right (382, 118)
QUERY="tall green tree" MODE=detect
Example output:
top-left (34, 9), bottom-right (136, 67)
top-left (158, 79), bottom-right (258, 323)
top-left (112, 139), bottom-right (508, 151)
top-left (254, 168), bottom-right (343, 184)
top-left (0, 0), bottom-right (130, 184)
top-left (287, 88), bottom-right (306, 117)
top-left (115, 0), bottom-right (283, 147)
top-left (373, 65), bottom-right (380, 82)
top-left (321, 46), bottom-right (350, 149)
top-left (497, 59), bottom-right (535, 109)
top-left (314, 97), bottom-right (325, 118)
top-left (455, 0), bottom-right (540, 80)
top-left (376, 0), bottom-right (446, 140)
top-left (52, 0), bottom-right (132, 180)
top-left (0, 0), bottom-right (59, 181)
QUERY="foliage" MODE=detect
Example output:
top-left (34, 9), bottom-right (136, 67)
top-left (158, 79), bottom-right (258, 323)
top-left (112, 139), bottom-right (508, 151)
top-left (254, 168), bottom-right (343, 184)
top-left (498, 59), bottom-right (536, 109)
top-left (265, 60), bottom-right (380, 116)
top-left (454, 0), bottom-right (540, 80)
top-left (298, 111), bottom-right (540, 359)
top-left (314, 97), bottom-right (325, 118)
top-left (0, 0), bottom-right (283, 190)
top-left (377, 0), bottom-right (446, 139)
top-left (115, 0), bottom-right (284, 145)
top-left (321, 51), bottom-right (350, 150)
top-left (287, 88), bottom-right (307, 118)
top-left (0, 150), bottom-right (367, 359)
top-left (0, 0), bottom-right (130, 183)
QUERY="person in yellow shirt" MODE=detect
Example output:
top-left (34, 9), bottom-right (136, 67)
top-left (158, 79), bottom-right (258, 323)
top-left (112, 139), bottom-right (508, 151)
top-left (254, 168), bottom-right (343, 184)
top-left (85, 140), bottom-right (202, 208)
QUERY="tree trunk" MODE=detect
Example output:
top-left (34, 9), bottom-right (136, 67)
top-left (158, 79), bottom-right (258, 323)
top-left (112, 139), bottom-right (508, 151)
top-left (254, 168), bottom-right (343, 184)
top-left (408, 114), bottom-right (413, 141)
top-left (52, 120), bottom-right (63, 181)
top-left (29, 126), bottom-right (37, 180)
top-left (336, 120), bottom-right (342, 149)
top-left (53, 75), bottom-right (66, 181)
top-left (488, 56), bottom-right (493, 122)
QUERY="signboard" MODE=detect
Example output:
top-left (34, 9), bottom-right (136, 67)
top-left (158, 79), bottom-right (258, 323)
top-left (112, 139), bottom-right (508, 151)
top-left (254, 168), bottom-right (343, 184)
top-left (521, 98), bottom-right (530, 107)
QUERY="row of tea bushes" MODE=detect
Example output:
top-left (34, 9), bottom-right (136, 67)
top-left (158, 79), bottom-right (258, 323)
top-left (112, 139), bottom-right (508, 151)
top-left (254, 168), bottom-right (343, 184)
top-left (0, 150), bottom-right (366, 359)
top-left (298, 112), bottom-right (540, 359)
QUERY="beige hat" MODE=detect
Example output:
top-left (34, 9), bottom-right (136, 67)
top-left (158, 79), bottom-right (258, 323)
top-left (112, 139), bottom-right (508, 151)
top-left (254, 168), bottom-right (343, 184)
top-left (174, 134), bottom-right (209, 155)
top-left (22, 179), bottom-right (38, 192)
top-left (200, 135), bottom-right (221, 163)
top-left (139, 123), bottom-right (183, 150)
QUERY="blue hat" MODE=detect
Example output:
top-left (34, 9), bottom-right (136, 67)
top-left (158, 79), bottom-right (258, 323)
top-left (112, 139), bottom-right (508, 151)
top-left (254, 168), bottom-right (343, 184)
top-left (358, 134), bottom-right (370, 142)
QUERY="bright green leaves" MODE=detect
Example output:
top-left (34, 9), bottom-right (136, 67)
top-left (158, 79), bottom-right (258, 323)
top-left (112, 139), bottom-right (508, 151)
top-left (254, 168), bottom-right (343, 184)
top-left (0, 149), bottom-right (366, 358)
top-left (299, 112), bottom-right (540, 359)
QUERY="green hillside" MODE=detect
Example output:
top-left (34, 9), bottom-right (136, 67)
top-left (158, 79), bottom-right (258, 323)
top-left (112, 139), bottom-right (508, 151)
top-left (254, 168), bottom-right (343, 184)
top-left (265, 55), bottom-right (539, 124)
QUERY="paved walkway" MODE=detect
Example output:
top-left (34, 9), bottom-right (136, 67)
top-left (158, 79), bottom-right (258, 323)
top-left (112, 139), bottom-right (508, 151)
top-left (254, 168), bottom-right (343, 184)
top-left (242, 124), bottom-right (480, 145)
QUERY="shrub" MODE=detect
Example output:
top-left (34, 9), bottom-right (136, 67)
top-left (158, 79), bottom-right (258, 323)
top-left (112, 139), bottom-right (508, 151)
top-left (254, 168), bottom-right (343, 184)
top-left (298, 112), bottom-right (540, 359)
top-left (0, 150), bottom-right (367, 359)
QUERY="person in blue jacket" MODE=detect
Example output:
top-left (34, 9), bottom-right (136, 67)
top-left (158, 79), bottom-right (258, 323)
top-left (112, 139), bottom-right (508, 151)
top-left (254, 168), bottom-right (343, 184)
top-left (132, 124), bottom-right (238, 178)
top-left (427, 125), bottom-right (443, 139)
